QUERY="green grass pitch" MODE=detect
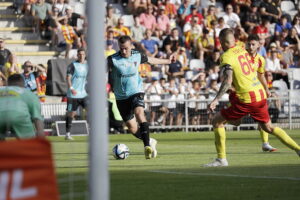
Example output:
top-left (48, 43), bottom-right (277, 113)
top-left (50, 130), bottom-right (300, 200)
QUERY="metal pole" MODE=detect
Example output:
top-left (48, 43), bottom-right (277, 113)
top-left (185, 94), bottom-right (189, 133)
top-left (87, 0), bottom-right (109, 200)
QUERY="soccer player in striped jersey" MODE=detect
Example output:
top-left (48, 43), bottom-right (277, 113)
top-left (205, 28), bottom-right (300, 167)
top-left (246, 34), bottom-right (277, 152)
top-left (107, 35), bottom-right (175, 159)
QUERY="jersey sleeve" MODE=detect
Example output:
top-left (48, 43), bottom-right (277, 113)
top-left (67, 63), bottom-right (75, 77)
top-left (140, 52), bottom-right (148, 64)
top-left (220, 53), bottom-right (233, 69)
top-left (257, 56), bottom-right (266, 74)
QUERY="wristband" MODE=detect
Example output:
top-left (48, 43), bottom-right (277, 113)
top-left (70, 86), bottom-right (74, 90)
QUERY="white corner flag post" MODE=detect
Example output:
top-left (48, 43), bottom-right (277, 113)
top-left (87, 0), bottom-right (109, 200)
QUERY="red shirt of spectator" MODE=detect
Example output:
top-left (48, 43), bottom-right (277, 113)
top-left (184, 5), bottom-right (203, 25)
top-left (253, 25), bottom-right (268, 38)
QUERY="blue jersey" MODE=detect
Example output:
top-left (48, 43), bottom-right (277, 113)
top-left (67, 61), bottom-right (88, 98)
top-left (107, 50), bottom-right (148, 100)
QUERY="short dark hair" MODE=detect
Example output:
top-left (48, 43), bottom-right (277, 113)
top-left (247, 34), bottom-right (260, 42)
top-left (7, 74), bottom-right (25, 87)
top-left (219, 28), bottom-right (234, 39)
top-left (118, 35), bottom-right (132, 44)
top-left (77, 48), bottom-right (86, 54)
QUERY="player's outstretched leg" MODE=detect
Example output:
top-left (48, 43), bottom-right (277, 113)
top-left (271, 127), bottom-right (300, 156)
top-left (65, 115), bottom-right (74, 140)
top-left (204, 127), bottom-right (228, 167)
top-left (259, 129), bottom-right (277, 152)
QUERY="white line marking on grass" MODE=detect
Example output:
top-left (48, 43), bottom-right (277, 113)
top-left (149, 170), bottom-right (300, 181)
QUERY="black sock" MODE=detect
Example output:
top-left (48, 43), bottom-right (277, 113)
top-left (132, 131), bottom-right (143, 140)
top-left (66, 116), bottom-right (73, 133)
top-left (139, 122), bottom-right (150, 147)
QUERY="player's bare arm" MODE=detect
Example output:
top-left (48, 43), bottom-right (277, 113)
top-left (208, 65), bottom-right (233, 112)
top-left (147, 54), bottom-right (175, 65)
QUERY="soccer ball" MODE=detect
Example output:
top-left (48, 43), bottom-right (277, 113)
top-left (112, 144), bottom-right (130, 160)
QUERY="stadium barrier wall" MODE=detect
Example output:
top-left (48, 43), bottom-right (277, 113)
top-left (41, 90), bottom-right (300, 133)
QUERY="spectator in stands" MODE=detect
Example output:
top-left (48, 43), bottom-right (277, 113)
top-left (242, 2), bottom-right (262, 33)
top-left (53, 0), bottom-right (68, 16)
top-left (265, 48), bottom-right (290, 89)
top-left (0, 39), bottom-right (16, 74)
top-left (166, 55), bottom-right (184, 81)
top-left (184, 4), bottom-right (204, 25)
top-left (141, 29), bottom-right (159, 57)
top-left (55, 16), bottom-right (81, 58)
top-left (139, 5), bottom-right (157, 31)
top-left (275, 15), bottom-right (292, 37)
top-left (222, 4), bottom-right (241, 28)
top-left (232, 0), bottom-right (251, 13)
top-left (146, 77), bottom-right (168, 126)
top-left (286, 27), bottom-right (300, 51)
top-left (113, 17), bottom-right (131, 38)
top-left (253, 18), bottom-right (271, 42)
top-left (36, 64), bottom-right (47, 102)
top-left (196, 28), bottom-right (214, 59)
top-left (183, 16), bottom-right (202, 48)
top-left (268, 90), bottom-right (281, 123)
top-left (21, 61), bottom-right (46, 93)
top-left (163, 0), bottom-right (177, 16)
top-left (162, 27), bottom-right (185, 54)
top-left (265, 71), bottom-right (274, 89)
top-left (0, 74), bottom-right (44, 139)
top-left (105, 4), bottom-right (118, 27)
top-left (204, 5), bottom-right (217, 29)
top-left (177, 0), bottom-right (192, 26)
top-left (65, 5), bottom-right (86, 36)
top-left (176, 77), bottom-right (188, 127)
top-left (105, 40), bottom-right (116, 57)
top-left (131, 16), bottom-right (146, 42)
top-left (156, 5), bottom-right (170, 35)
top-left (31, 0), bottom-right (52, 33)
top-left (281, 41), bottom-right (295, 68)
top-left (176, 47), bottom-right (189, 70)
top-left (3, 54), bottom-right (22, 78)
top-left (205, 49), bottom-right (220, 71)
top-left (260, 0), bottom-right (281, 23)
top-left (165, 78), bottom-right (178, 126)
top-left (292, 15), bottom-right (300, 36)
top-left (106, 28), bottom-right (119, 51)
top-left (215, 17), bottom-right (229, 37)
top-left (188, 80), bottom-right (200, 127)
top-left (258, 37), bottom-right (267, 57)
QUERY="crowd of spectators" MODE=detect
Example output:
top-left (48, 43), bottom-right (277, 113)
top-left (105, 0), bottom-right (300, 128)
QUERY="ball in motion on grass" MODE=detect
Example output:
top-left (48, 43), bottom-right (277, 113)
top-left (112, 144), bottom-right (130, 160)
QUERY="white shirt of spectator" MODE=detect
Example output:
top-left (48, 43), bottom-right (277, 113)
top-left (165, 85), bottom-right (178, 109)
top-left (188, 88), bottom-right (197, 108)
top-left (148, 84), bottom-right (163, 107)
top-left (222, 13), bottom-right (240, 28)
top-left (265, 57), bottom-right (281, 72)
top-left (197, 94), bottom-right (207, 110)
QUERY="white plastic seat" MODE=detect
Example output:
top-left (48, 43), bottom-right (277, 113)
top-left (189, 59), bottom-right (205, 71)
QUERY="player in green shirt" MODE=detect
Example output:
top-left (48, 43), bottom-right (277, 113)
top-left (0, 74), bottom-right (44, 139)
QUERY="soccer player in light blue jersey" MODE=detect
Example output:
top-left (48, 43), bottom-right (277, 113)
top-left (107, 35), bottom-right (175, 159)
top-left (65, 48), bottom-right (88, 140)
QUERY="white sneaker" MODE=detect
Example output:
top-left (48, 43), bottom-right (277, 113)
top-left (262, 143), bottom-right (277, 152)
top-left (150, 138), bottom-right (157, 158)
top-left (65, 135), bottom-right (74, 140)
top-left (203, 158), bottom-right (228, 167)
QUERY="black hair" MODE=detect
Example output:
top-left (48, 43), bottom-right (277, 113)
top-left (247, 34), bottom-right (260, 42)
top-left (7, 74), bottom-right (25, 87)
top-left (118, 35), bottom-right (132, 44)
top-left (77, 48), bottom-right (86, 54)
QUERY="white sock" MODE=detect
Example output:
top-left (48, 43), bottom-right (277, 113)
top-left (66, 132), bottom-right (70, 137)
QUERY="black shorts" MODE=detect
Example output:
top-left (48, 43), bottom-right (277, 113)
top-left (176, 103), bottom-right (185, 113)
top-left (67, 97), bottom-right (88, 112)
top-left (116, 93), bottom-right (145, 122)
